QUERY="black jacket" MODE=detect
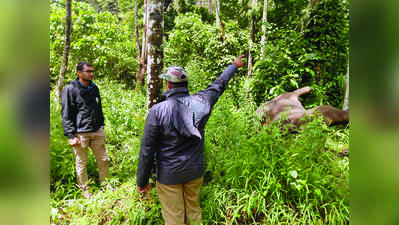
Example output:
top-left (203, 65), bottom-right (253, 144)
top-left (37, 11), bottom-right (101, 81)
top-left (137, 64), bottom-right (239, 187)
top-left (61, 78), bottom-right (105, 139)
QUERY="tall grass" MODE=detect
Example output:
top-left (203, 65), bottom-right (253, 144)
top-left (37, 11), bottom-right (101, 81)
top-left (202, 96), bottom-right (349, 224)
top-left (50, 80), bottom-right (349, 224)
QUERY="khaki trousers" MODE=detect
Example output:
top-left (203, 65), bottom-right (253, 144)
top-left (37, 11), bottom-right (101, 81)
top-left (156, 177), bottom-right (203, 225)
top-left (72, 127), bottom-right (109, 189)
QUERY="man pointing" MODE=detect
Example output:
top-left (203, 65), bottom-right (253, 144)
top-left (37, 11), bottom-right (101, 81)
top-left (136, 55), bottom-right (245, 224)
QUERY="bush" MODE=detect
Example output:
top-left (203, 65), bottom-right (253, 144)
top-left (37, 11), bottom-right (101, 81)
top-left (250, 0), bottom-right (349, 108)
top-left (165, 13), bottom-right (249, 94)
top-left (50, 0), bottom-right (138, 88)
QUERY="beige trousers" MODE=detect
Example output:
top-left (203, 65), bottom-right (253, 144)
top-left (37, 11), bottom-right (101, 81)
top-left (72, 127), bottom-right (109, 189)
top-left (156, 177), bottom-right (203, 225)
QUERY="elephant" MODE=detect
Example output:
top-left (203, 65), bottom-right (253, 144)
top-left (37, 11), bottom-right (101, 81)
top-left (256, 86), bottom-right (349, 128)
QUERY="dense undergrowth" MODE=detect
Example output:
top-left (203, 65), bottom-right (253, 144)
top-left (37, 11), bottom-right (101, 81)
top-left (50, 80), bottom-right (349, 224)
top-left (50, 0), bottom-right (349, 223)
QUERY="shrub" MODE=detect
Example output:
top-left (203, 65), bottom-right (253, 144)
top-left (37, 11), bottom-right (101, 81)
top-left (50, 0), bottom-right (138, 88)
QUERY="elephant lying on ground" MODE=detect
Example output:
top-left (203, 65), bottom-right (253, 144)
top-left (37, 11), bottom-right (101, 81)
top-left (256, 86), bottom-right (349, 128)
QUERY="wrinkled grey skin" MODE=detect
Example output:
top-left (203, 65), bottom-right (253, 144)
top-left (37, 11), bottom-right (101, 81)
top-left (256, 86), bottom-right (349, 127)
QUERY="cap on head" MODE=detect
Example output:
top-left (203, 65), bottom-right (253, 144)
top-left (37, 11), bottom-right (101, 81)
top-left (160, 66), bottom-right (188, 83)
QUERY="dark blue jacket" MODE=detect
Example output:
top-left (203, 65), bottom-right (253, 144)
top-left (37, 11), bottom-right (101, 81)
top-left (136, 64), bottom-right (239, 186)
top-left (61, 78), bottom-right (105, 139)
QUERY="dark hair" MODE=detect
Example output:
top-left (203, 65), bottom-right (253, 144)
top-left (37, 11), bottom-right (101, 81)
top-left (167, 81), bottom-right (188, 89)
top-left (76, 62), bottom-right (93, 72)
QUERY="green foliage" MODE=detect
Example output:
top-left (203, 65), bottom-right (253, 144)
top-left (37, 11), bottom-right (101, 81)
top-left (164, 3), bottom-right (178, 39)
top-left (304, 0), bottom-right (349, 107)
top-left (50, 0), bottom-right (349, 223)
top-left (268, 0), bottom-right (309, 29)
top-left (249, 0), bottom-right (349, 107)
top-left (250, 26), bottom-right (319, 106)
top-left (220, 0), bottom-right (251, 29)
top-left (50, 0), bottom-right (138, 87)
top-left (202, 94), bottom-right (349, 224)
top-left (165, 13), bottom-right (249, 93)
top-left (50, 181), bottom-right (163, 224)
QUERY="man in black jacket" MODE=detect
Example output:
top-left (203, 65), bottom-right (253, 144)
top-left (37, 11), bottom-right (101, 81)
top-left (136, 56), bottom-right (245, 224)
top-left (62, 62), bottom-right (109, 196)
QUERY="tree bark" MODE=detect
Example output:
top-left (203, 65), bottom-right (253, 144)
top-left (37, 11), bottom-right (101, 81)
top-left (215, 0), bottom-right (220, 28)
top-left (134, 0), bottom-right (140, 60)
top-left (260, 0), bottom-right (268, 57)
top-left (299, 0), bottom-right (320, 38)
top-left (137, 0), bottom-right (148, 86)
top-left (142, 0), bottom-right (148, 60)
top-left (208, 0), bottom-right (212, 14)
top-left (247, 0), bottom-right (256, 77)
top-left (146, 0), bottom-right (164, 110)
top-left (343, 63), bottom-right (349, 110)
top-left (115, 0), bottom-right (119, 16)
top-left (56, 0), bottom-right (72, 102)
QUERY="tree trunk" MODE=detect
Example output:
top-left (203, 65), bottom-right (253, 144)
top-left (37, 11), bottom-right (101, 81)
top-left (215, 0), bottom-right (220, 28)
top-left (299, 0), bottom-right (320, 38)
top-left (247, 0), bottom-right (256, 77)
top-left (147, 0), bottom-right (164, 110)
top-left (343, 63), bottom-right (349, 110)
top-left (245, 0), bottom-right (257, 99)
top-left (208, 0), bottom-right (212, 14)
top-left (260, 0), bottom-right (268, 57)
top-left (134, 0), bottom-right (140, 60)
top-left (137, 0), bottom-right (148, 86)
top-left (142, 0), bottom-right (148, 60)
top-left (55, 0), bottom-right (72, 102)
top-left (115, 0), bottom-right (119, 16)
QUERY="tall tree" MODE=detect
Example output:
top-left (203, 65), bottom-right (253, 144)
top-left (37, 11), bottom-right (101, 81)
top-left (343, 63), bottom-right (349, 110)
top-left (299, 0), bottom-right (320, 37)
top-left (146, 0), bottom-right (164, 109)
top-left (134, 0), bottom-right (140, 60)
top-left (260, 0), bottom-right (268, 57)
top-left (114, 0), bottom-right (119, 16)
top-left (137, 0), bottom-right (148, 85)
top-left (215, 0), bottom-right (220, 28)
top-left (247, 0), bottom-right (256, 77)
top-left (55, 0), bottom-right (72, 102)
top-left (208, 0), bottom-right (212, 14)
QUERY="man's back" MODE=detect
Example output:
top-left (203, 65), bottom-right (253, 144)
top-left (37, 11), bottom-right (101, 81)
top-left (137, 63), bottom-right (241, 187)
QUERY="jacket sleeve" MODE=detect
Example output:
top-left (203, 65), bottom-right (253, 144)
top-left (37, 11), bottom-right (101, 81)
top-left (61, 86), bottom-right (77, 139)
top-left (198, 64), bottom-right (238, 108)
top-left (99, 94), bottom-right (105, 126)
top-left (136, 108), bottom-right (160, 187)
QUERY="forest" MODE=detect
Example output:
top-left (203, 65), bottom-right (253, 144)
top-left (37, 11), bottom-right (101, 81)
top-left (50, 0), bottom-right (349, 224)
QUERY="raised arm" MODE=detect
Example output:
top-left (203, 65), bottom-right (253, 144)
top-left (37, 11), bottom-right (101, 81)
top-left (197, 55), bottom-right (245, 107)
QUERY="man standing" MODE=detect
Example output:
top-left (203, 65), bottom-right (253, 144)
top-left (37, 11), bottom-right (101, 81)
top-left (62, 62), bottom-right (109, 197)
top-left (136, 56), bottom-right (245, 224)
